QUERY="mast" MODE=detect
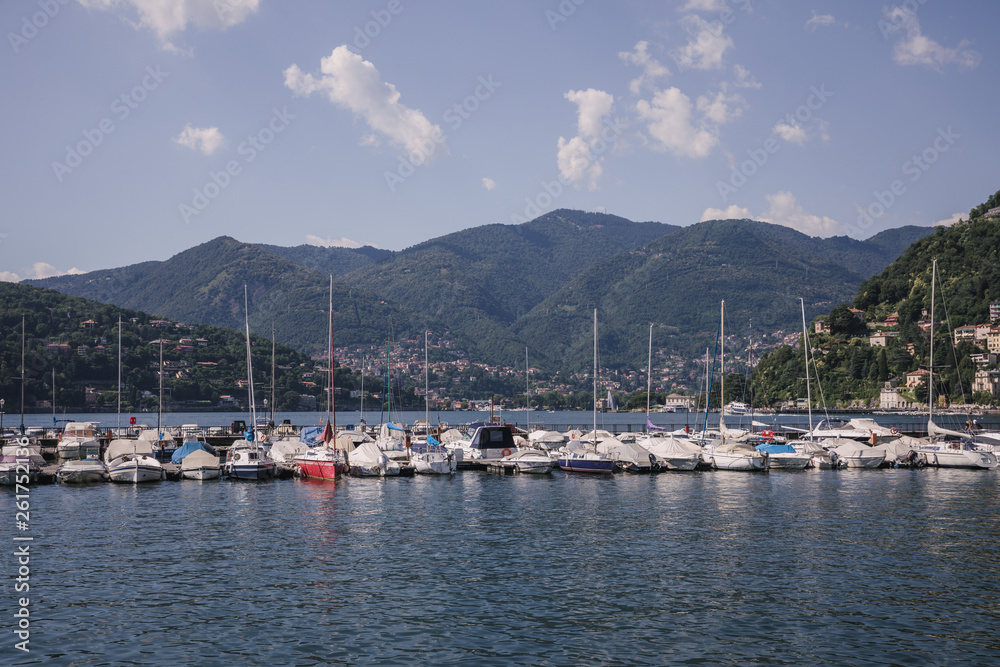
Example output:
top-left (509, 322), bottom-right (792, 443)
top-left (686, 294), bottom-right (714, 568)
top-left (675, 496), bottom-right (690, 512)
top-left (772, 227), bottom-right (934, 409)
top-left (720, 301), bottom-right (726, 436)
top-left (328, 275), bottom-right (336, 431)
top-left (360, 355), bottom-right (365, 424)
top-left (117, 316), bottom-right (121, 432)
top-left (800, 298), bottom-right (814, 438)
top-left (270, 326), bottom-right (276, 425)
top-left (386, 317), bottom-right (392, 424)
top-left (646, 322), bottom-right (653, 423)
top-left (158, 338), bottom-right (163, 437)
top-left (244, 285), bottom-right (256, 438)
top-left (51, 368), bottom-right (55, 426)
top-left (424, 330), bottom-right (429, 427)
top-left (20, 315), bottom-right (25, 434)
top-left (525, 346), bottom-right (530, 432)
top-left (929, 259), bottom-right (936, 427)
top-left (593, 308), bottom-right (597, 443)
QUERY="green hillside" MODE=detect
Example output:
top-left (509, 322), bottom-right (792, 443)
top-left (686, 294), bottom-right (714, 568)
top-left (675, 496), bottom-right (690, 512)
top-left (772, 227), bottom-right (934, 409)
top-left (0, 282), bottom-right (352, 414)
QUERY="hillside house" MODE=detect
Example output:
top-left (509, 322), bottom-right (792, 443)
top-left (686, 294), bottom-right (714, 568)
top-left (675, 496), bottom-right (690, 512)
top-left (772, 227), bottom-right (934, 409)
top-left (991, 300), bottom-right (1000, 322)
top-left (879, 382), bottom-right (908, 410)
top-left (972, 370), bottom-right (1000, 397)
top-left (869, 332), bottom-right (898, 347)
top-left (989, 326), bottom-right (1000, 354)
top-left (954, 325), bottom-right (977, 344)
top-left (971, 353), bottom-right (997, 366)
top-left (906, 368), bottom-right (929, 388)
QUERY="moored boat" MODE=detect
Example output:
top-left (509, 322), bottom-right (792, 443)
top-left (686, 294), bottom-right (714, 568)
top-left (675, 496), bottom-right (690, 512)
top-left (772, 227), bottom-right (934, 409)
top-left (502, 448), bottom-right (556, 474)
top-left (105, 439), bottom-right (164, 483)
top-left (56, 458), bottom-right (108, 484)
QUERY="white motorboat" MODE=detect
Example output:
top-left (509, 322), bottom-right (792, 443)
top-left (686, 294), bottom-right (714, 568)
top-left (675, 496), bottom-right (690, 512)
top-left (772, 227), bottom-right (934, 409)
top-left (227, 440), bottom-right (278, 480)
top-left (57, 421), bottom-right (102, 460)
top-left (347, 441), bottom-right (401, 477)
top-left (755, 443), bottom-right (812, 470)
top-left (705, 438), bottom-right (768, 470)
top-left (56, 458), bottom-right (108, 484)
top-left (0, 454), bottom-right (44, 485)
top-left (724, 401), bottom-right (751, 416)
top-left (105, 439), bottom-right (164, 483)
top-left (829, 438), bottom-right (886, 469)
top-left (411, 447), bottom-right (457, 475)
top-left (637, 436), bottom-right (701, 471)
top-left (181, 449), bottom-right (221, 480)
top-left (502, 448), bottom-right (556, 474)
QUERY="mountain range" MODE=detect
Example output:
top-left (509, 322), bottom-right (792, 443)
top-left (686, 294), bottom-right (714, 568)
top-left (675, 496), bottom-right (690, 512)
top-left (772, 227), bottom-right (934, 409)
top-left (27, 209), bottom-right (933, 373)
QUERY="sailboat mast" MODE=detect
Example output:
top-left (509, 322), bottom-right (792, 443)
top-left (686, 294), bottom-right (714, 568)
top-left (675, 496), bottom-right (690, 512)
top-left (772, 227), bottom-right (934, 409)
top-left (117, 316), bottom-right (121, 432)
top-left (525, 346), bottom-right (530, 431)
top-left (424, 330), bottom-right (429, 427)
top-left (20, 315), bottom-right (25, 434)
top-left (720, 301), bottom-right (726, 426)
top-left (646, 323), bottom-right (653, 422)
top-left (244, 286), bottom-right (256, 435)
top-left (800, 298), bottom-right (814, 437)
top-left (360, 356), bottom-right (365, 424)
top-left (386, 317), bottom-right (392, 425)
top-left (328, 275), bottom-right (336, 431)
top-left (52, 368), bottom-right (55, 426)
top-left (158, 338), bottom-right (163, 436)
top-left (929, 259), bottom-right (936, 424)
top-left (593, 308), bottom-right (597, 442)
top-left (271, 327), bottom-right (276, 425)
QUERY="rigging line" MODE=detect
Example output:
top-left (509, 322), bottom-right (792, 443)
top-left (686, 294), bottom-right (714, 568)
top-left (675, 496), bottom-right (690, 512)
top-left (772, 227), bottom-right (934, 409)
top-left (700, 321), bottom-right (721, 436)
top-left (808, 332), bottom-right (832, 423)
top-left (934, 263), bottom-right (968, 407)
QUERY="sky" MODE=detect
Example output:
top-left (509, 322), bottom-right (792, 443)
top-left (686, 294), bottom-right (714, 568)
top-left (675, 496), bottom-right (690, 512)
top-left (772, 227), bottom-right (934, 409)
top-left (1, 0), bottom-right (997, 281)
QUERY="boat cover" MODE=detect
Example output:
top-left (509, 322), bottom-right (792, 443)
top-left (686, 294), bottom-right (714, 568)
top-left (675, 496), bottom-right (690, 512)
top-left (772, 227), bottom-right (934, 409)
top-left (171, 439), bottom-right (213, 463)
top-left (180, 449), bottom-right (220, 470)
top-left (597, 438), bottom-right (656, 466)
top-left (270, 439), bottom-right (308, 462)
top-left (348, 442), bottom-right (390, 469)
top-left (439, 428), bottom-right (467, 443)
top-left (105, 439), bottom-right (155, 462)
top-left (470, 425), bottom-right (516, 450)
top-left (528, 430), bottom-right (566, 443)
top-left (756, 443), bottom-right (796, 454)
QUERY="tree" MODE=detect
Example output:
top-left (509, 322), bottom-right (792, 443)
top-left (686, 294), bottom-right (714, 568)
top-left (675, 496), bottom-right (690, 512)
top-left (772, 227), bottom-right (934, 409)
top-left (827, 304), bottom-right (868, 336)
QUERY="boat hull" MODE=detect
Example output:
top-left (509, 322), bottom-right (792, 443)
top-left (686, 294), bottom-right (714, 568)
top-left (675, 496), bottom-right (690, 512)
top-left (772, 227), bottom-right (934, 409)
top-left (108, 463), bottom-right (163, 483)
top-left (711, 453), bottom-right (768, 470)
top-left (57, 468), bottom-right (107, 484)
top-left (227, 463), bottom-right (278, 480)
top-left (922, 448), bottom-right (997, 469)
top-left (767, 453), bottom-right (813, 470)
top-left (842, 454), bottom-right (885, 469)
top-left (557, 459), bottom-right (615, 474)
top-left (182, 466), bottom-right (221, 480)
top-left (295, 459), bottom-right (344, 480)
top-left (514, 461), bottom-right (556, 474)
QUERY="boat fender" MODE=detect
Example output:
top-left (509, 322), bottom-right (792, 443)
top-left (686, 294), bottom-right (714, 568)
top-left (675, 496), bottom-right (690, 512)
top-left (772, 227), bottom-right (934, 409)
top-left (501, 448), bottom-right (512, 457)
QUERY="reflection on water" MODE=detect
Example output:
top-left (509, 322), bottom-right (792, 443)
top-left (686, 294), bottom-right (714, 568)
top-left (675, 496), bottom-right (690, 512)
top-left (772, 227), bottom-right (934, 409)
top-left (10, 468), bottom-right (1000, 665)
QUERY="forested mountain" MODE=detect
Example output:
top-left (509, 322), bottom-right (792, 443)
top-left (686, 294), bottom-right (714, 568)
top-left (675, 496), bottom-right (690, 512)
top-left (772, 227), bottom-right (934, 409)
top-left (27, 209), bottom-right (931, 377)
top-left (0, 282), bottom-right (343, 413)
top-left (751, 190), bottom-right (1000, 408)
top-left (26, 237), bottom-right (407, 355)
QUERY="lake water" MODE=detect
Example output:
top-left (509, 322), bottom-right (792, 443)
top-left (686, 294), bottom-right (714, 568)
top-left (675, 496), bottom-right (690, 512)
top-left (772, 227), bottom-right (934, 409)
top-left (5, 465), bottom-right (1000, 665)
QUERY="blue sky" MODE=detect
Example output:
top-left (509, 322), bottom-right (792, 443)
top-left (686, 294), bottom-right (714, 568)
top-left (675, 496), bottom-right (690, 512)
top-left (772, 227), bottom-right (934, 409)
top-left (1, 0), bottom-right (996, 281)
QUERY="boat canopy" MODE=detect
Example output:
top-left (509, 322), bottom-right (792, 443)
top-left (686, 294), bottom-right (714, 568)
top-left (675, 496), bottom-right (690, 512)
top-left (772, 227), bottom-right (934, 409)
top-left (439, 428), bottom-right (467, 443)
top-left (597, 438), bottom-right (655, 466)
top-left (299, 426), bottom-right (326, 446)
top-left (528, 429), bottom-right (566, 443)
top-left (171, 438), bottom-right (214, 463)
top-left (349, 442), bottom-right (391, 468)
top-left (270, 439), bottom-right (308, 463)
top-left (756, 443), bottom-right (796, 454)
top-left (469, 425), bottom-right (516, 450)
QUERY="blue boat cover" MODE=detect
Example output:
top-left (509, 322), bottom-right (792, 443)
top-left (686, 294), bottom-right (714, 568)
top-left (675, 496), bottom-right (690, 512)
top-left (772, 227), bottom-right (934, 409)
top-left (299, 426), bottom-right (325, 446)
top-left (386, 422), bottom-right (405, 431)
top-left (756, 443), bottom-right (796, 454)
top-left (427, 435), bottom-right (440, 446)
top-left (171, 439), bottom-right (211, 463)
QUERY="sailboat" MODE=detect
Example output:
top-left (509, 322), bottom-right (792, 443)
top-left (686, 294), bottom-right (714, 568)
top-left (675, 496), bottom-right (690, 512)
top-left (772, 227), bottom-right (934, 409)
top-left (411, 330), bottom-right (456, 475)
top-left (225, 286), bottom-right (278, 480)
top-left (557, 309), bottom-right (615, 474)
top-left (918, 259), bottom-right (997, 469)
top-left (703, 301), bottom-right (767, 471)
top-left (295, 276), bottom-right (347, 480)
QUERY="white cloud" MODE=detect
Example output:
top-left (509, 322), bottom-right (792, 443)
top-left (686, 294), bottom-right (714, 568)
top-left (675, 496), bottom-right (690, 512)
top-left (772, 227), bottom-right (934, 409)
top-left (284, 46), bottom-right (446, 160)
top-left (680, 0), bottom-right (727, 11)
top-left (557, 89), bottom-right (615, 189)
top-left (618, 41), bottom-right (670, 95)
top-left (732, 64), bottom-right (761, 89)
top-left (701, 204), bottom-right (751, 221)
top-left (23, 263), bottom-right (85, 279)
top-left (173, 124), bottom-right (225, 155)
top-left (481, 177), bottom-right (496, 191)
top-left (696, 91), bottom-right (745, 124)
top-left (305, 235), bottom-right (365, 249)
top-left (932, 212), bottom-right (964, 227)
top-left (77, 0), bottom-right (259, 51)
top-left (0, 271), bottom-right (20, 283)
top-left (564, 89), bottom-right (614, 139)
top-left (884, 8), bottom-right (981, 71)
top-left (760, 191), bottom-right (842, 237)
top-left (635, 87), bottom-right (717, 158)
top-left (772, 121), bottom-right (807, 145)
top-left (805, 12), bottom-right (837, 31)
top-left (557, 135), bottom-right (603, 190)
top-left (672, 14), bottom-right (733, 70)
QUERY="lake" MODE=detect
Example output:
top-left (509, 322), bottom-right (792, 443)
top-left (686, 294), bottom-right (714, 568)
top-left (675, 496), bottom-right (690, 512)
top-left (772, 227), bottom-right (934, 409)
top-left (5, 462), bottom-right (999, 665)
